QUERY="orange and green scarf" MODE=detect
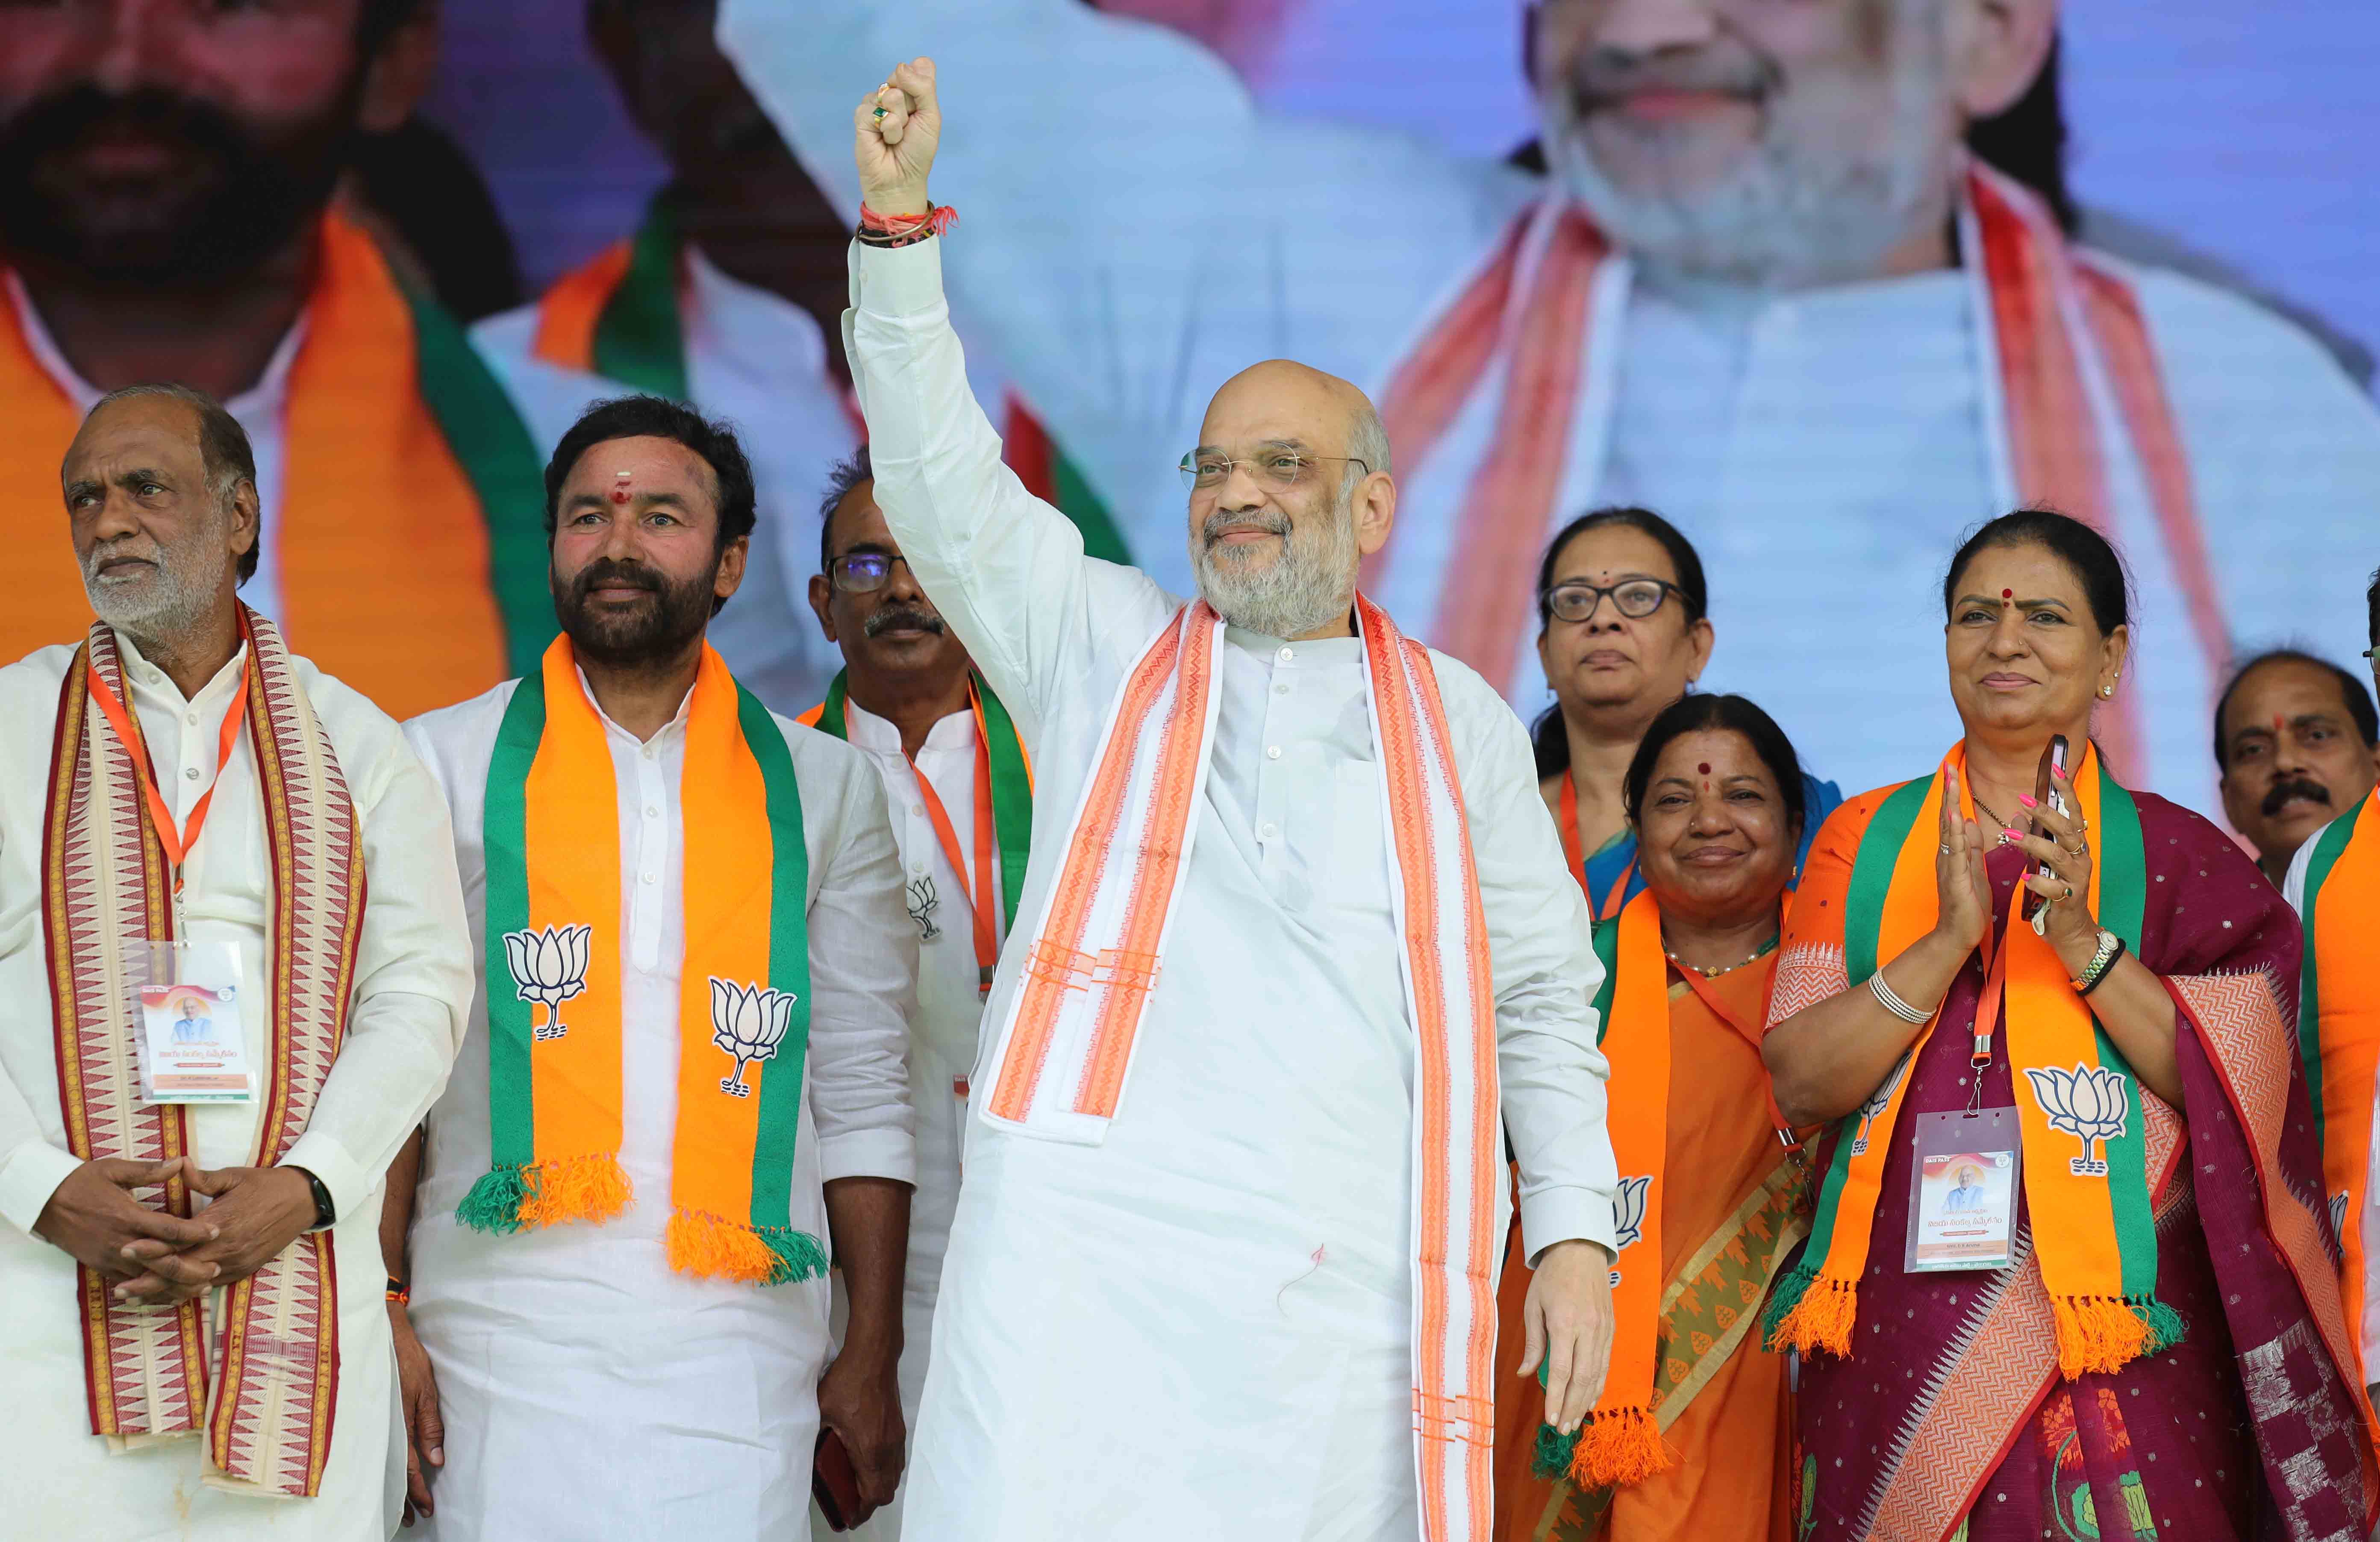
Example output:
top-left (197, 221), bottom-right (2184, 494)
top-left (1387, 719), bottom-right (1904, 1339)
top-left (0, 211), bottom-right (552, 720)
top-left (1763, 742), bottom-right (2174, 1379)
top-left (531, 192), bottom-right (1133, 564)
top-left (459, 637), bottom-right (824, 1286)
top-left (2297, 788), bottom-right (2380, 1383)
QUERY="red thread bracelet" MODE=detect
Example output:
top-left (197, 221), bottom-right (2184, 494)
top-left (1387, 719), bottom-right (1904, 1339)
top-left (859, 203), bottom-right (957, 238)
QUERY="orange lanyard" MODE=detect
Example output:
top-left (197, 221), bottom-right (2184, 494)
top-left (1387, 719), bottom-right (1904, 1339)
top-left (1671, 945), bottom-right (1803, 1155)
top-left (910, 721), bottom-right (999, 996)
top-left (83, 639), bottom-right (251, 901)
top-left (1557, 771), bottom-right (1633, 923)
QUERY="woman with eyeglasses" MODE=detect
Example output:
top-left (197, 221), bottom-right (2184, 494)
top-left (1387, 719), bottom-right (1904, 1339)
top-left (1532, 508), bottom-right (1840, 921)
top-left (1760, 510), bottom-right (2375, 1539)
top-left (1495, 693), bottom-right (1811, 1540)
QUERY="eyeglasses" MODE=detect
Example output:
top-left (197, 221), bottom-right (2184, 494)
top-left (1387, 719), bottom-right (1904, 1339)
top-left (1178, 449), bottom-right (1368, 493)
top-left (828, 551), bottom-right (913, 593)
top-left (1542, 578), bottom-right (1683, 624)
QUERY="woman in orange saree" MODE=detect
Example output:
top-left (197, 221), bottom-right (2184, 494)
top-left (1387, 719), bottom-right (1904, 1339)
top-left (1496, 693), bottom-right (1809, 1540)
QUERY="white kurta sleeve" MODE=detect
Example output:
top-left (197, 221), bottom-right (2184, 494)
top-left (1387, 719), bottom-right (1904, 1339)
top-left (799, 732), bottom-right (919, 1185)
top-left (1455, 676), bottom-right (1620, 1264)
top-left (278, 703), bottom-right (473, 1222)
top-left (0, 1078), bottom-right (82, 1238)
top-left (844, 236), bottom-right (1170, 735)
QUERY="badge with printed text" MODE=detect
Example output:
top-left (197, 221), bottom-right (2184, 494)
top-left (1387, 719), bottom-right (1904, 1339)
top-left (1903, 1107), bottom-right (2020, 1273)
top-left (135, 940), bottom-right (255, 1104)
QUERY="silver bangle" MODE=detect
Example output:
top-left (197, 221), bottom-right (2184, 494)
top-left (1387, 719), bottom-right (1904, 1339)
top-left (1868, 970), bottom-right (1933, 1025)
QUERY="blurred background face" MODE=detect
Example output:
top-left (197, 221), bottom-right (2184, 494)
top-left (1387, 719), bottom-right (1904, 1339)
top-left (0, 0), bottom-right (377, 284)
top-left (550, 434), bottom-right (738, 667)
top-left (1536, 522), bottom-right (1710, 726)
top-left (1533, 0), bottom-right (1958, 282)
top-left (1635, 726), bottom-right (1796, 919)
top-left (2218, 657), bottom-right (2380, 867)
top-left (586, 0), bottom-right (785, 179)
top-left (810, 480), bottom-right (970, 684)
top-left (1942, 542), bottom-right (2121, 743)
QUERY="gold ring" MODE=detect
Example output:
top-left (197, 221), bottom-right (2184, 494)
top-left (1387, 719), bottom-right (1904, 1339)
top-left (873, 106), bottom-right (888, 120)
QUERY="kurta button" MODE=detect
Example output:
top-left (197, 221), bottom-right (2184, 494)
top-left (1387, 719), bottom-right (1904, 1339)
top-left (183, 766), bottom-right (201, 781)
top-left (1259, 822), bottom-right (1278, 839)
top-left (1276, 646), bottom-right (1293, 663)
top-left (1274, 683), bottom-right (1289, 696)
top-left (1266, 746), bottom-right (1282, 760)
top-left (641, 872), bottom-right (657, 885)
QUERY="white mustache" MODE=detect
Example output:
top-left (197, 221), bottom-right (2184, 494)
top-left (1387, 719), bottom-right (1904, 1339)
top-left (1201, 510), bottom-right (1290, 547)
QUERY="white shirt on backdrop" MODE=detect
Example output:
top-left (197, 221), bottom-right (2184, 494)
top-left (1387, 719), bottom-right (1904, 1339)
top-left (844, 235), bottom-right (1618, 1540)
top-left (721, 0), bottom-right (2380, 820)
top-left (0, 632), bottom-right (473, 1540)
top-left (401, 670), bottom-right (915, 1542)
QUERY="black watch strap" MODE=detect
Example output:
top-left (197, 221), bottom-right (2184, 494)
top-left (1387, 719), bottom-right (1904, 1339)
top-left (297, 1166), bottom-right (335, 1230)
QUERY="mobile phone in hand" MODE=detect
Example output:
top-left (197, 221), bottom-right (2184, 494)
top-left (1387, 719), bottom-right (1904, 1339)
top-left (813, 1428), bottom-right (868, 1532)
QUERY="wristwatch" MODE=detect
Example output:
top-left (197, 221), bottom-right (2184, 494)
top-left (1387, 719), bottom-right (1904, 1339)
top-left (2069, 928), bottom-right (2124, 995)
top-left (295, 1166), bottom-right (336, 1231)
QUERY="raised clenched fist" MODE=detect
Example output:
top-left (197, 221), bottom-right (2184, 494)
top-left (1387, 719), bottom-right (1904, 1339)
top-left (854, 57), bottom-right (941, 219)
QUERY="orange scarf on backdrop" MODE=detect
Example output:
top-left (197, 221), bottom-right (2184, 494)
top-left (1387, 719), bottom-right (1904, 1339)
top-left (0, 214), bottom-right (518, 720)
top-left (1364, 163), bottom-right (2228, 782)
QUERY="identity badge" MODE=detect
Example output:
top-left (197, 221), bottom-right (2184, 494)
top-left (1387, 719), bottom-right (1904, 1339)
top-left (1903, 1107), bottom-right (2021, 1273)
top-left (135, 941), bottom-right (255, 1104)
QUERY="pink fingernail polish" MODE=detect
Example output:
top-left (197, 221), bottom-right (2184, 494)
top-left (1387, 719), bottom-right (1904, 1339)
top-left (2018, 794), bottom-right (2037, 808)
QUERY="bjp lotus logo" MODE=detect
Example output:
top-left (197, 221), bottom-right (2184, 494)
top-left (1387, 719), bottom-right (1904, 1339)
top-left (1851, 1051), bottom-right (1911, 1156)
top-left (1608, 1176), bottom-right (1652, 1286)
top-left (711, 979), bottom-right (796, 1098)
top-left (2024, 1063), bottom-right (2130, 1177)
top-left (503, 923), bottom-right (591, 1041)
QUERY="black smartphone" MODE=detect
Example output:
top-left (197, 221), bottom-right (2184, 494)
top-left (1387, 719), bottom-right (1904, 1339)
top-left (2027, 736), bottom-right (2069, 912)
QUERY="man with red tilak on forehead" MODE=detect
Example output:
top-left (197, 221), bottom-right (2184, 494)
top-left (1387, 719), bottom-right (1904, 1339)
top-left (841, 65), bottom-right (1621, 1542)
top-left (721, 0), bottom-right (2380, 818)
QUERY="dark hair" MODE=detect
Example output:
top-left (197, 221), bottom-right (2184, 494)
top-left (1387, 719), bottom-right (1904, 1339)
top-left (542, 395), bottom-right (757, 554)
top-left (1621, 693), bottom-right (1809, 837)
top-left (86, 384), bottom-right (262, 584)
top-left (1965, 35), bottom-right (2076, 235)
top-left (1529, 506), bottom-right (1709, 777)
top-left (2212, 648), bottom-right (2380, 768)
top-left (1941, 508), bottom-right (2132, 636)
top-left (817, 446), bottom-right (874, 573)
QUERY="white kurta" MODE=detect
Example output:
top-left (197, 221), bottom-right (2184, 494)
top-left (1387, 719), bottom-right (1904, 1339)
top-left (0, 634), bottom-right (474, 1540)
top-left (846, 236), bottom-right (1618, 1540)
top-left (813, 699), bottom-right (1000, 1542)
top-left (401, 673), bottom-right (917, 1542)
top-left (722, 0), bottom-right (2380, 820)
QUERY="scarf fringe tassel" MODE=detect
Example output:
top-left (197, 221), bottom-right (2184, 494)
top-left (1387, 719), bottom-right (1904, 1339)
top-left (2052, 1294), bottom-right (2185, 1377)
top-left (664, 1209), bottom-right (830, 1286)
top-left (456, 1153), bottom-right (633, 1235)
top-left (1530, 1405), bottom-right (1671, 1490)
top-left (1761, 1264), bottom-right (1856, 1357)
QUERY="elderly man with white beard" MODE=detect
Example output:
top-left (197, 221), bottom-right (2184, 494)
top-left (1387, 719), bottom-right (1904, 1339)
top-left (842, 64), bottom-right (1621, 1542)
top-left (723, 0), bottom-right (2380, 817)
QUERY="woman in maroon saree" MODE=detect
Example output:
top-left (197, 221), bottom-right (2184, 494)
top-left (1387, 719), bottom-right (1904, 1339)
top-left (1762, 512), bottom-right (2377, 1541)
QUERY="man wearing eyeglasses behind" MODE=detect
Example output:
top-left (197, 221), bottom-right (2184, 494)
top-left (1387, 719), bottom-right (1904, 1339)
top-left (798, 446), bottom-right (1033, 1540)
top-left (839, 64), bottom-right (1621, 1542)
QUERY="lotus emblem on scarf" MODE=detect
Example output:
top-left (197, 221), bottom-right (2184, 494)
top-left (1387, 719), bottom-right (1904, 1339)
top-left (712, 978), bottom-right (796, 1098)
top-left (1851, 1050), bottom-right (1912, 1156)
top-left (2024, 1062), bottom-right (2130, 1177)
top-left (503, 923), bottom-right (592, 1041)
top-left (1607, 1175), bottom-right (1652, 1286)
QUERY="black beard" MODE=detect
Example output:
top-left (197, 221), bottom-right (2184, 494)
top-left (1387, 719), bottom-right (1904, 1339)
top-left (0, 83), bottom-right (359, 286)
top-left (552, 557), bottom-right (718, 669)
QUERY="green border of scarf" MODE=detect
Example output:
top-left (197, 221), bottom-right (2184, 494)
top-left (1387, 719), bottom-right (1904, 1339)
top-left (395, 270), bottom-right (557, 679)
top-left (2295, 800), bottom-right (2369, 1122)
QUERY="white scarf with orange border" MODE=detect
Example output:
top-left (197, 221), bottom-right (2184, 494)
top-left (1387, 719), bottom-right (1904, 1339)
top-left (977, 594), bottom-right (1504, 1542)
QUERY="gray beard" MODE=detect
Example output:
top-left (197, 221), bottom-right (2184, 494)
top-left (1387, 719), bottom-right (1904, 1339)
top-left (1541, 31), bottom-right (1950, 289)
top-left (82, 539), bottom-right (228, 650)
top-left (1188, 496), bottom-right (1358, 640)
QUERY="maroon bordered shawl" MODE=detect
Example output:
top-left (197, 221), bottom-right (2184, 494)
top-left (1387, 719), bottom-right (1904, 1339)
top-left (41, 609), bottom-right (365, 1498)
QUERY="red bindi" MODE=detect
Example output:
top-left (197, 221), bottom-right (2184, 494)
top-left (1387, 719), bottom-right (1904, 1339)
top-left (609, 487), bottom-right (632, 505)
top-left (1697, 763), bottom-right (1711, 774)
top-left (2001, 589), bottom-right (2013, 600)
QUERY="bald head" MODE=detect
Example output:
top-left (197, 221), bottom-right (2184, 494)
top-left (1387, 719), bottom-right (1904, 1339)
top-left (1200, 360), bottom-right (1390, 480)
